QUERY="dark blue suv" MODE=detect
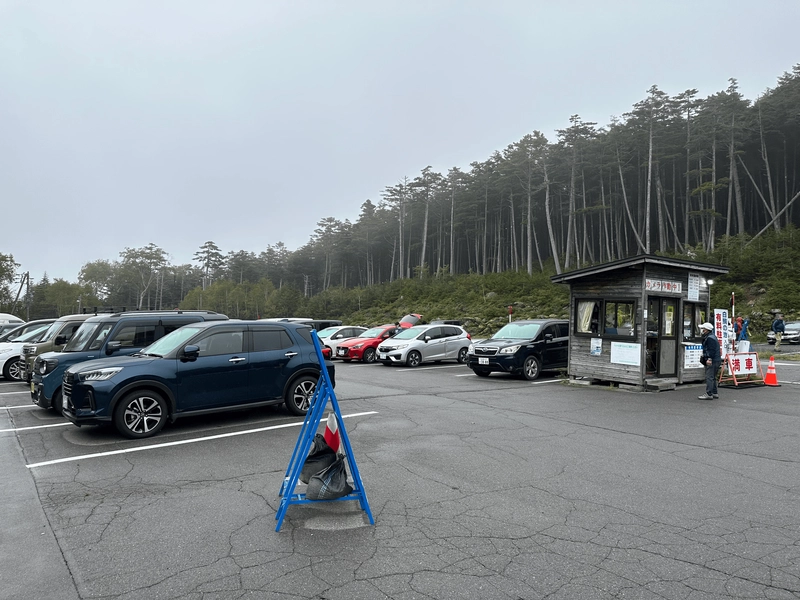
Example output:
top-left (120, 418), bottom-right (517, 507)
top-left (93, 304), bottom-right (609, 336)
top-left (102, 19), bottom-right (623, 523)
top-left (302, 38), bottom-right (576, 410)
top-left (32, 311), bottom-right (228, 413)
top-left (61, 320), bottom-right (335, 439)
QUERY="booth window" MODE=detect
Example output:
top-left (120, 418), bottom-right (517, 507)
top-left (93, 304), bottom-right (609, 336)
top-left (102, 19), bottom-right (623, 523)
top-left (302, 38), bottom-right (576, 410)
top-left (577, 299), bottom-right (636, 337)
top-left (682, 303), bottom-right (706, 341)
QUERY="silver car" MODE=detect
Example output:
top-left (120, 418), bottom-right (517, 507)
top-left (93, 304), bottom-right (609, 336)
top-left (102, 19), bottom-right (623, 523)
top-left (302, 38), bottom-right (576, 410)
top-left (316, 325), bottom-right (368, 354)
top-left (767, 321), bottom-right (800, 345)
top-left (377, 324), bottom-right (471, 367)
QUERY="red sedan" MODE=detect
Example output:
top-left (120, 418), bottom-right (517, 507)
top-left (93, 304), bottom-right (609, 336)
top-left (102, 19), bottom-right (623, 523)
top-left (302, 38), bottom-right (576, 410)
top-left (334, 324), bottom-right (402, 363)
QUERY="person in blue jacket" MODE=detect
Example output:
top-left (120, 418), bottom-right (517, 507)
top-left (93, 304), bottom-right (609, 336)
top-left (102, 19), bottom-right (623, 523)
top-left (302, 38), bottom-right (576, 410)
top-left (698, 322), bottom-right (721, 400)
top-left (734, 316), bottom-right (749, 342)
top-left (772, 314), bottom-right (785, 351)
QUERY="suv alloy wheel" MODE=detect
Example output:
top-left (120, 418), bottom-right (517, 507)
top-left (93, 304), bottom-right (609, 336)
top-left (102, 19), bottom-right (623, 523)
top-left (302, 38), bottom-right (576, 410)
top-left (115, 390), bottom-right (168, 439)
top-left (286, 375), bottom-right (317, 416)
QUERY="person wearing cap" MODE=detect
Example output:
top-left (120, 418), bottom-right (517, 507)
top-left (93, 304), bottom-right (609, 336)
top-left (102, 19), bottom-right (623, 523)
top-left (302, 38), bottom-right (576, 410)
top-left (698, 322), bottom-right (721, 399)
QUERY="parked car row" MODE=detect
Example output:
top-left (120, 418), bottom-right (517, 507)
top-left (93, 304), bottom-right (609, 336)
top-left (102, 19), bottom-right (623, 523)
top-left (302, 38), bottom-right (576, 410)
top-left (3, 312), bottom-right (570, 440)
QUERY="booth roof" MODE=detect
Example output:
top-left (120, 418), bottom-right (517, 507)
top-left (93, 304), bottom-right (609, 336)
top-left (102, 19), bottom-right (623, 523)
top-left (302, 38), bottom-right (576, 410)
top-left (550, 255), bottom-right (729, 284)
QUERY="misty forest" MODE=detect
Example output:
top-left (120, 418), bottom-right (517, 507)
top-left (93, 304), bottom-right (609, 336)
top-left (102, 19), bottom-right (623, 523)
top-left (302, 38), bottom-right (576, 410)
top-left (2, 65), bottom-right (799, 335)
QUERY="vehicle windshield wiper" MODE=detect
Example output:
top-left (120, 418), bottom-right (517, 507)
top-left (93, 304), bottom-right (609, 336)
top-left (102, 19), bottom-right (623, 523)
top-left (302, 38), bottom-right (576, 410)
top-left (134, 352), bottom-right (163, 358)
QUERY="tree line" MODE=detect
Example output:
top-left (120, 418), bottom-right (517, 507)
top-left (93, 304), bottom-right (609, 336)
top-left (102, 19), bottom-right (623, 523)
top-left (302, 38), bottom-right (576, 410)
top-left (2, 65), bottom-right (798, 320)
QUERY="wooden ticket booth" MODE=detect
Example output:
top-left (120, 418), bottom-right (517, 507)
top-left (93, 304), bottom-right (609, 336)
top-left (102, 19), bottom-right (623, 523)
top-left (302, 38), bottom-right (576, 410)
top-left (550, 255), bottom-right (729, 390)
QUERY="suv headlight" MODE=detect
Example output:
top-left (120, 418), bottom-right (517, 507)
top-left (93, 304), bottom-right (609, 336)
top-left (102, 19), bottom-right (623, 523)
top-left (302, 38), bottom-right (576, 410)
top-left (38, 358), bottom-right (59, 375)
top-left (499, 345), bottom-right (521, 354)
top-left (77, 367), bottom-right (123, 382)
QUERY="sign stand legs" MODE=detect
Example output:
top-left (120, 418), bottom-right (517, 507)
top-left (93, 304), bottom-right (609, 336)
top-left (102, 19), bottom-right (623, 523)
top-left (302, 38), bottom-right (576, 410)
top-left (275, 331), bottom-right (374, 531)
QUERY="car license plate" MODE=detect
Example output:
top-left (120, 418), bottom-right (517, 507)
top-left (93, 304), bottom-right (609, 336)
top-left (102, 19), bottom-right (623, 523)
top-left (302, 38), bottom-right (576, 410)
top-left (479, 357), bottom-right (489, 365)
top-left (63, 395), bottom-right (68, 410)
top-left (30, 382), bottom-right (35, 393)
top-left (379, 353), bottom-right (386, 360)
top-left (337, 348), bottom-right (345, 356)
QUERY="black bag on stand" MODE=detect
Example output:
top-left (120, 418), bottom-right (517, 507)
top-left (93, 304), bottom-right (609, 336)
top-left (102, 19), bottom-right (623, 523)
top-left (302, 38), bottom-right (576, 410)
top-left (306, 455), bottom-right (353, 500)
top-left (300, 434), bottom-right (337, 484)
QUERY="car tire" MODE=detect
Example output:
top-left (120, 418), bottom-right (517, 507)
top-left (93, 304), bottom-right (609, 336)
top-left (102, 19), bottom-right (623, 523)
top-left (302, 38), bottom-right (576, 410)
top-left (3, 357), bottom-right (21, 381)
top-left (457, 348), bottom-right (468, 363)
top-left (362, 348), bottom-right (377, 364)
top-left (114, 390), bottom-right (168, 439)
top-left (522, 355), bottom-right (541, 381)
top-left (406, 350), bottom-right (422, 367)
top-left (472, 368), bottom-right (491, 377)
top-left (51, 389), bottom-right (63, 415)
top-left (285, 375), bottom-right (317, 416)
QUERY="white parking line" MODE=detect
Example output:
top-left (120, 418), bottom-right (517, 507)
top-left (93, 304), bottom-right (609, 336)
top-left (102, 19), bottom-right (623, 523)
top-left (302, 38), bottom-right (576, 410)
top-left (1, 422), bottom-right (72, 433)
top-left (0, 391), bottom-right (29, 396)
top-left (454, 373), bottom-right (566, 385)
top-left (1, 404), bottom-right (38, 410)
top-left (396, 365), bottom-right (469, 372)
top-left (26, 411), bottom-right (379, 469)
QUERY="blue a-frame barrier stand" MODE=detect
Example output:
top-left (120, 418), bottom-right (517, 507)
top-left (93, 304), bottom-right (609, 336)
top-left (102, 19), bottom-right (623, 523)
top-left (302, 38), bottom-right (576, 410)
top-left (275, 330), bottom-right (374, 531)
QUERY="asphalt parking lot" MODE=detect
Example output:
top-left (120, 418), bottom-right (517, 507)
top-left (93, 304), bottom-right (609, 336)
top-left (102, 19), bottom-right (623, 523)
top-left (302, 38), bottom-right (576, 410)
top-left (3, 356), bottom-right (800, 600)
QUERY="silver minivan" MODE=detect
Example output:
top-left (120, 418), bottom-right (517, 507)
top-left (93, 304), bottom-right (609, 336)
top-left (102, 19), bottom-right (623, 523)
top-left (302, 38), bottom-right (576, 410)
top-left (377, 324), bottom-right (471, 367)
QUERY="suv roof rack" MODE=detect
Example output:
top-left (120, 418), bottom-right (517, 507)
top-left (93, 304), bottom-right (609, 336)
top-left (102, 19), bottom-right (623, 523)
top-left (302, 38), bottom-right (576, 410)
top-left (81, 307), bottom-right (221, 318)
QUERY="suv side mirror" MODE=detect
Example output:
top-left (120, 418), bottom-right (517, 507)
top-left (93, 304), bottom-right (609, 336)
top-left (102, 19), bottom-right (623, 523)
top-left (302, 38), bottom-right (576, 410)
top-left (544, 333), bottom-right (554, 341)
top-left (106, 341), bottom-right (122, 355)
top-left (424, 335), bottom-right (431, 343)
top-left (181, 345), bottom-right (200, 362)
top-left (54, 335), bottom-right (67, 346)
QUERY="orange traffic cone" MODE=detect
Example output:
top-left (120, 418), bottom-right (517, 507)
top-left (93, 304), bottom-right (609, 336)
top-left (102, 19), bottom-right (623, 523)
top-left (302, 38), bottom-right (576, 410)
top-left (764, 356), bottom-right (781, 387)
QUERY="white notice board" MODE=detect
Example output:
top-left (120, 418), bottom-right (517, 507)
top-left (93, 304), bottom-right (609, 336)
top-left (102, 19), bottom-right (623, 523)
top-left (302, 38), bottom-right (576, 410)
top-left (610, 342), bottom-right (641, 366)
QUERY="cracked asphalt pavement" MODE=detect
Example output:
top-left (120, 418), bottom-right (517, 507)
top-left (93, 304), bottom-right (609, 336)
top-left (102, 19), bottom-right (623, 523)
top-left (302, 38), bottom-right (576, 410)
top-left (2, 356), bottom-right (800, 599)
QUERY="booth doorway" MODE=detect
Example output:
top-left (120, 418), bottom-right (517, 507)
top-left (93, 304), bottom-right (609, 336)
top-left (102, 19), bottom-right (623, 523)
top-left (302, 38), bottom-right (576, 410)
top-left (646, 297), bottom-right (678, 377)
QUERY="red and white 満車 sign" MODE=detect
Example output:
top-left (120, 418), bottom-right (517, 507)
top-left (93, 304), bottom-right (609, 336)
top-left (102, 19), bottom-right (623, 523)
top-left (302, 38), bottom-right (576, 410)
top-left (726, 352), bottom-right (758, 375)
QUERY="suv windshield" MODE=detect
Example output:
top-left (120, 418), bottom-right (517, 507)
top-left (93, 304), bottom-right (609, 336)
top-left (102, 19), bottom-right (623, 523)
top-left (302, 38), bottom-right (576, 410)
top-left (141, 326), bottom-right (202, 356)
top-left (492, 322), bottom-right (541, 340)
top-left (37, 321), bottom-right (63, 343)
top-left (14, 325), bottom-right (52, 343)
top-left (64, 322), bottom-right (114, 352)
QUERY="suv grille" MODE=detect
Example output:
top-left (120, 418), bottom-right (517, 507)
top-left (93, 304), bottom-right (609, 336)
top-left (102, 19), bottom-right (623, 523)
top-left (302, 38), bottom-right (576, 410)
top-left (473, 346), bottom-right (499, 356)
top-left (62, 372), bottom-right (73, 411)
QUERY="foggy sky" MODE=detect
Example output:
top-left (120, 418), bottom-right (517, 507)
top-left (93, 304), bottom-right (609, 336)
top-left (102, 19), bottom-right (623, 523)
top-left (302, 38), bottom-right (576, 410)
top-left (2, 0), bottom-right (798, 284)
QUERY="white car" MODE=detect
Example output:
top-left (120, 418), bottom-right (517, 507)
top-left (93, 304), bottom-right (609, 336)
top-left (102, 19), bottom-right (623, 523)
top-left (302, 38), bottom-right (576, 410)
top-left (316, 325), bottom-right (367, 354)
top-left (377, 324), bottom-right (471, 367)
top-left (0, 323), bottom-right (51, 380)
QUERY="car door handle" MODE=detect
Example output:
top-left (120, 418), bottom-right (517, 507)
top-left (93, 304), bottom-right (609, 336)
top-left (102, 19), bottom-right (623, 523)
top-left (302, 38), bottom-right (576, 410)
top-left (284, 351), bottom-right (298, 358)
top-left (229, 357), bottom-right (246, 363)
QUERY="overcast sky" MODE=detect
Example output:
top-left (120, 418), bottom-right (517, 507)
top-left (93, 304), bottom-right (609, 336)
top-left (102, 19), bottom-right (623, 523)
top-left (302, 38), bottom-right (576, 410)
top-left (2, 0), bottom-right (798, 285)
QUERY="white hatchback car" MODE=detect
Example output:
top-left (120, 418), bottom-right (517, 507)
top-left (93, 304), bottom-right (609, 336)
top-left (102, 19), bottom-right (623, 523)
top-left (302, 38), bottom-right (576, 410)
top-left (0, 323), bottom-right (52, 380)
top-left (317, 325), bottom-right (368, 354)
top-left (377, 324), bottom-right (471, 367)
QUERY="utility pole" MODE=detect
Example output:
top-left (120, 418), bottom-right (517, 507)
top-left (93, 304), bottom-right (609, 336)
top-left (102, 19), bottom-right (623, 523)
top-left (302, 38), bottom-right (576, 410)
top-left (11, 271), bottom-right (28, 317)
